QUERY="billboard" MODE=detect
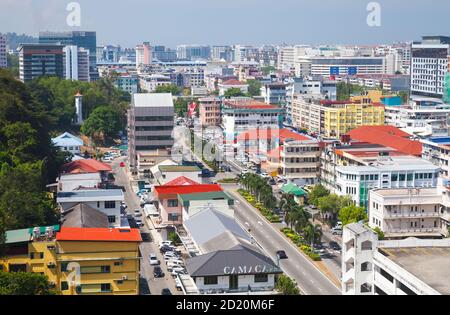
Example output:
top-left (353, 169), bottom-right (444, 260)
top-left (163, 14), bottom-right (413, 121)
top-left (330, 67), bottom-right (340, 75)
top-left (348, 67), bottom-right (357, 75)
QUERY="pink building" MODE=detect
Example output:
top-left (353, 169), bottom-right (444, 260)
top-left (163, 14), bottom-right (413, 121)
top-left (199, 97), bottom-right (221, 127)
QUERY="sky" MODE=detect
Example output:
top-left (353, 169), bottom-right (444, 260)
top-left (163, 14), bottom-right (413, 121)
top-left (1, 0), bottom-right (450, 48)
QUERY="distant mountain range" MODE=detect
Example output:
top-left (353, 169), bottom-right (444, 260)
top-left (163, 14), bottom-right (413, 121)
top-left (4, 32), bottom-right (38, 51)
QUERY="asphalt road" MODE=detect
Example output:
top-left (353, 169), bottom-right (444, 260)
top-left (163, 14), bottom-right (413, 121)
top-left (111, 158), bottom-right (180, 295)
top-left (229, 190), bottom-right (341, 295)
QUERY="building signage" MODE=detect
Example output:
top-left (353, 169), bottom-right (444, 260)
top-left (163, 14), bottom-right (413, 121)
top-left (348, 67), bottom-right (358, 75)
top-left (223, 265), bottom-right (279, 275)
top-left (330, 66), bottom-right (340, 75)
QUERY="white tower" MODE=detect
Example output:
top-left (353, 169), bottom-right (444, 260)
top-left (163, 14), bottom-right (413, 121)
top-left (74, 92), bottom-right (83, 125)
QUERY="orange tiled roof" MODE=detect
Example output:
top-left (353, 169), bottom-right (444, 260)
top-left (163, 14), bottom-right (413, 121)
top-left (56, 227), bottom-right (142, 242)
top-left (61, 159), bottom-right (112, 174)
top-left (221, 79), bottom-right (247, 86)
top-left (347, 126), bottom-right (422, 156)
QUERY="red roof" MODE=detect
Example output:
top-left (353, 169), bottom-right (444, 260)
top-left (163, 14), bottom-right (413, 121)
top-left (267, 146), bottom-right (282, 159)
top-left (237, 128), bottom-right (310, 143)
top-left (347, 126), bottom-right (422, 156)
top-left (221, 79), bottom-right (247, 86)
top-left (61, 159), bottom-right (112, 174)
top-left (154, 184), bottom-right (223, 198)
top-left (164, 176), bottom-right (200, 186)
top-left (56, 227), bottom-right (142, 242)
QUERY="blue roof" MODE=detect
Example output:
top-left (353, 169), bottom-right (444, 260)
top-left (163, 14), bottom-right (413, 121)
top-left (52, 132), bottom-right (83, 147)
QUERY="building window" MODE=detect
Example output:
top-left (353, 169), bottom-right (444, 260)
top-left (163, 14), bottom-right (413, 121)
top-left (105, 201), bottom-right (116, 209)
top-left (361, 262), bottom-right (372, 272)
top-left (168, 199), bottom-right (179, 207)
top-left (80, 266), bottom-right (111, 274)
top-left (61, 262), bottom-right (69, 272)
top-left (108, 216), bottom-right (116, 223)
top-left (30, 253), bottom-right (34, 259)
top-left (168, 213), bottom-right (179, 222)
top-left (379, 268), bottom-right (394, 282)
top-left (204, 276), bottom-right (218, 285)
top-left (114, 261), bottom-right (123, 266)
top-left (61, 281), bottom-right (69, 291)
top-left (254, 274), bottom-right (268, 283)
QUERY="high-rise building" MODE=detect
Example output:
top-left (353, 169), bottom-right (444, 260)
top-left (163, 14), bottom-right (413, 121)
top-left (18, 44), bottom-right (64, 82)
top-left (127, 93), bottom-right (174, 173)
top-left (0, 33), bottom-right (6, 68)
top-left (176, 45), bottom-right (210, 61)
top-left (63, 45), bottom-right (90, 81)
top-left (135, 42), bottom-right (152, 67)
top-left (39, 31), bottom-right (98, 80)
top-left (211, 46), bottom-right (233, 62)
top-left (410, 36), bottom-right (450, 98)
top-left (153, 46), bottom-right (177, 62)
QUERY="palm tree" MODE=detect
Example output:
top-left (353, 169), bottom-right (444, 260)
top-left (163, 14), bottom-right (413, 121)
top-left (303, 223), bottom-right (323, 247)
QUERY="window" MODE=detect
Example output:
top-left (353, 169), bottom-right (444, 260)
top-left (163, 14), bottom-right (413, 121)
top-left (61, 281), bottom-right (69, 291)
top-left (30, 252), bottom-right (34, 259)
top-left (97, 201), bottom-right (100, 208)
top-left (108, 216), bottom-right (116, 223)
top-left (361, 262), bottom-right (372, 272)
top-left (105, 201), bottom-right (116, 209)
top-left (39, 252), bottom-right (44, 259)
top-left (114, 261), bottom-right (123, 266)
top-left (254, 274), bottom-right (268, 283)
top-left (61, 262), bottom-right (69, 272)
top-left (168, 199), bottom-right (179, 207)
top-left (204, 276), bottom-right (218, 285)
top-left (168, 213), bottom-right (179, 222)
top-left (80, 266), bottom-right (111, 274)
top-left (360, 283), bottom-right (372, 293)
top-left (361, 240), bottom-right (372, 251)
top-left (379, 268), bottom-right (394, 282)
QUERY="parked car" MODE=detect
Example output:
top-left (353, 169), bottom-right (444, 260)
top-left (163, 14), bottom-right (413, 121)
top-left (241, 169), bottom-right (249, 175)
top-left (159, 241), bottom-right (173, 248)
top-left (268, 178), bottom-right (276, 185)
top-left (135, 219), bottom-right (143, 227)
top-left (161, 288), bottom-right (172, 295)
top-left (329, 241), bottom-right (341, 251)
top-left (134, 209), bottom-right (142, 217)
top-left (331, 227), bottom-right (343, 235)
top-left (260, 172), bottom-right (270, 178)
top-left (164, 251), bottom-right (180, 260)
top-left (119, 162), bottom-right (125, 167)
top-left (126, 214), bottom-right (133, 220)
top-left (276, 250), bottom-right (288, 260)
top-left (153, 266), bottom-right (165, 278)
top-left (159, 245), bottom-right (175, 253)
top-left (170, 266), bottom-right (186, 274)
top-left (149, 254), bottom-right (160, 266)
top-left (175, 277), bottom-right (183, 291)
top-left (334, 221), bottom-right (343, 229)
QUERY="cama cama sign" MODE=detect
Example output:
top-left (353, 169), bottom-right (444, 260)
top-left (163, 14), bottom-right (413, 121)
top-left (223, 265), bottom-right (278, 275)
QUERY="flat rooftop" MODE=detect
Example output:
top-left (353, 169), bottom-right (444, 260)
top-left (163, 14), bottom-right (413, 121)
top-left (132, 93), bottom-right (174, 107)
top-left (371, 187), bottom-right (439, 197)
top-left (380, 247), bottom-right (450, 295)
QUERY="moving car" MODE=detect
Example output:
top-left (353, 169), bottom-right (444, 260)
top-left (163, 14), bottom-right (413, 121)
top-left (149, 254), bottom-right (160, 266)
top-left (276, 250), bottom-right (288, 260)
top-left (153, 266), bottom-right (165, 278)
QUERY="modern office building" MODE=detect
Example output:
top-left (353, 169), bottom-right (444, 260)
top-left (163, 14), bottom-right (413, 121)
top-left (211, 46), bottom-right (233, 62)
top-left (0, 33), bottom-right (6, 68)
top-left (310, 56), bottom-right (393, 76)
top-left (335, 156), bottom-right (440, 208)
top-left (176, 45), bottom-right (211, 61)
top-left (342, 222), bottom-right (450, 295)
top-left (114, 74), bottom-right (138, 94)
top-left (39, 31), bottom-right (98, 81)
top-left (410, 36), bottom-right (450, 98)
top-left (18, 44), bottom-right (64, 82)
top-left (128, 93), bottom-right (175, 174)
top-left (63, 45), bottom-right (90, 81)
top-left (153, 46), bottom-right (177, 62)
top-left (261, 82), bottom-right (287, 105)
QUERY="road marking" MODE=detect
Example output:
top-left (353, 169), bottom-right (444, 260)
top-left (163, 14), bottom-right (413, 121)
top-left (258, 221), bottom-right (263, 226)
top-left (245, 222), bottom-right (250, 227)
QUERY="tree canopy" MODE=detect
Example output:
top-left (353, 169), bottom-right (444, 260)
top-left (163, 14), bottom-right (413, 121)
top-left (154, 84), bottom-right (182, 95)
top-left (338, 205), bottom-right (367, 226)
top-left (336, 82), bottom-right (366, 101)
top-left (81, 105), bottom-right (124, 145)
top-left (275, 274), bottom-right (300, 295)
top-left (224, 87), bottom-right (245, 98)
top-left (0, 272), bottom-right (58, 295)
top-left (308, 184), bottom-right (329, 206)
top-left (246, 79), bottom-right (262, 96)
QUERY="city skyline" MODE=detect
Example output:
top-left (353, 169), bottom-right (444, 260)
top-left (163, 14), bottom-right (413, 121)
top-left (1, 0), bottom-right (450, 47)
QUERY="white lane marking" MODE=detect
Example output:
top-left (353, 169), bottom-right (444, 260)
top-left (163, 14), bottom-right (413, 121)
top-left (258, 221), bottom-right (263, 226)
top-left (245, 222), bottom-right (250, 227)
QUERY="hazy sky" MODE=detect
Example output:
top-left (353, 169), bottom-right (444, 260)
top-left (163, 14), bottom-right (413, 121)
top-left (1, 0), bottom-right (449, 48)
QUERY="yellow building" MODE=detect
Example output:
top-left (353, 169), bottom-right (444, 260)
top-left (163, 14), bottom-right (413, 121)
top-left (350, 90), bottom-right (385, 104)
top-left (322, 103), bottom-right (385, 138)
top-left (0, 225), bottom-right (142, 295)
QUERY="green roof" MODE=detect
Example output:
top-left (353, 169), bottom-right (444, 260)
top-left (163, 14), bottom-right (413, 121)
top-left (159, 165), bottom-right (201, 172)
top-left (281, 183), bottom-right (307, 197)
top-left (4, 225), bottom-right (61, 245)
top-left (178, 191), bottom-right (234, 206)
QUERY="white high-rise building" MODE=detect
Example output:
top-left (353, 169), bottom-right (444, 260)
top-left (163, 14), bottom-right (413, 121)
top-left (63, 45), bottom-right (90, 82)
top-left (410, 36), bottom-right (450, 99)
top-left (0, 33), bottom-right (6, 68)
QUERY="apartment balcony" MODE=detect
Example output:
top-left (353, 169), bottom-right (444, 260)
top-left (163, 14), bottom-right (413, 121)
top-left (387, 227), bottom-right (442, 234)
top-left (384, 212), bottom-right (441, 219)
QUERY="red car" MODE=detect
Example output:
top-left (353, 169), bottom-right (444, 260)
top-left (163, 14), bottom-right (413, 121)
top-left (120, 162), bottom-right (125, 167)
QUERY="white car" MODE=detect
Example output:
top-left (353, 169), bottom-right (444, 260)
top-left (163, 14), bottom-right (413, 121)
top-left (135, 219), bottom-right (143, 227)
top-left (170, 267), bottom-right (187, 276)
top-left (260, 172), bottom-right (270, 178)
top-left (134, 209), bottom-right (142, 217)
top-left (149, 254), bottom-right (160, 266)
top-left (164, 251), bottom-right (180, 260)
top-left (241, 169), bottom-right (249, 175)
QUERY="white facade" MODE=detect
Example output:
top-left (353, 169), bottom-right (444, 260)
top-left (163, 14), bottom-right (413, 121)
top-left (343, 223), bottom-right (449, 295)
top-left (57, 190), bottom-right (124, 227)
top-left (310, 56), bottom-right (392, 76)
top-left (63, 45), bottom-right (90, 82)
top-left (368, 188), bottom-right (448, 238)
top-left (218, 82), bottom-right (249, 96)
top-left (139, 74), bottom-right (171, 92)
top-left (194, 274), bottom-right (276, 293)
top-left (421, 137), bottom-right (450, 178)
top-left (58, 172), bottom-right (102, 192)
top-left (0, 34), bottom-right (6, 68)
top-left (335, 156), bottom-right (440, 208)
top-left (52, 132), bottom-right (83, 155)
top-left (410, 42), bottom-right (449, 98)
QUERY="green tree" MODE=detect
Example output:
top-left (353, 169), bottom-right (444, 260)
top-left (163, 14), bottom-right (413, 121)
top-left (261, 66), bottom-right (276, 76)
top-left (81, 106), bottom-right (123, 145)
top-left (338, 204), bottom-right (367, 226)
top-left (154, 84), bottom-right (181, 95)
top-left (0, 272), bottom-right (58, 295)
top-left (373, 226), bottom-right (385, 240)
top-left (336, 82), bottom-right (366, 101)
top-left (275, 274), bottom-right (300, 295)
top-left (397, 90), bottom-right (410, 105)
top-left (246, 79), bottom-right (262, 96)
top-left (308, 184), bottom-right (329, 206)
top-left (6, 54), bottom-right (19, 78)
top-left (303, 223), bottom-right (322, 247)
top-left (224, 87), bottom-right (245, 98)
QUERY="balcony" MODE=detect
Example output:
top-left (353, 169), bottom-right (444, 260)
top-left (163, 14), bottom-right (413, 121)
top-left (384, 211), bottom-right (441, 219)
top-left (387, 227), bottom-right (442, 234)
